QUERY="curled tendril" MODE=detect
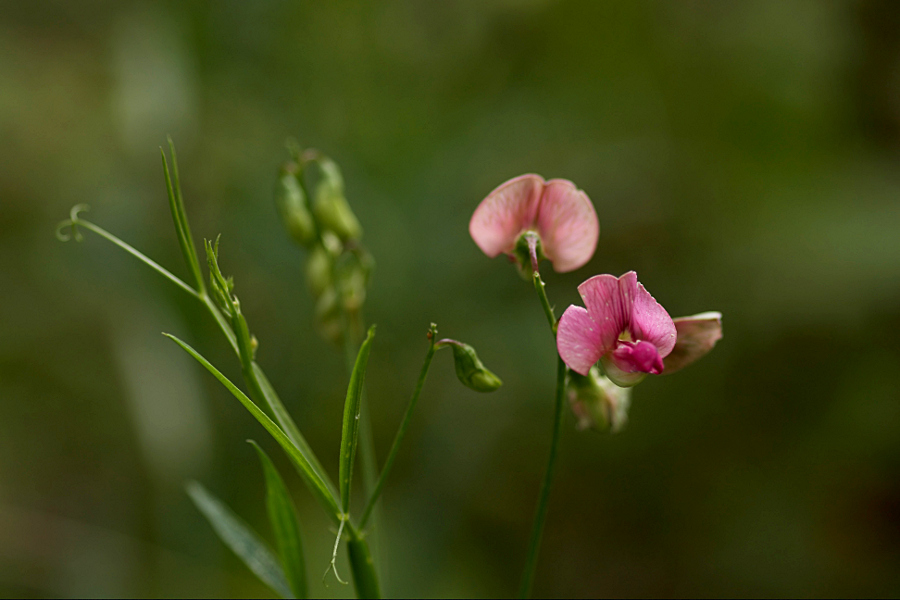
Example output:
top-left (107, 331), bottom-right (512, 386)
top-left (55, 204), bottom-right (90, 242)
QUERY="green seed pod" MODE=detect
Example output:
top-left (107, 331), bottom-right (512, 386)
top-left (314, 287), bottom-right (343, 345)
top-left (305, 244), bottom-right (333, 298)
top-left (567, 366), bottom-right (631, 433)
top-left (275, 163), bottom-right (316, 247)
top-left (313, 157), bottom-right (362, 242)
top-left (446, 341), bottom-right (502, 392)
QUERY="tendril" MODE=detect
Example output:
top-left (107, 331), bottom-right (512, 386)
top-left (55, 204), bottom-right (91, 242)
top-left (322, 516), bottom-right (349, 586)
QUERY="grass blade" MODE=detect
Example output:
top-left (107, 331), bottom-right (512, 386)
top-left (339, 325), bottom-right (376, 515)
top-left (186, 481), bottom-right (292, 598)
top-left (165, 333), bottom-right (341, 523)
top-left (250, 441), bottom-right (308, 599)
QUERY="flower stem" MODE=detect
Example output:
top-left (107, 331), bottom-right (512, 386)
top-left (518, 355), bottom-right (567, 599)
top-left (360, 324), bottom-right (438, 529)
top-left (532, 272), bottom-right (557, 333)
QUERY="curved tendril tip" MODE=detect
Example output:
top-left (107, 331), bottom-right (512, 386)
top-left (56, 204), bottom-right (91, 243)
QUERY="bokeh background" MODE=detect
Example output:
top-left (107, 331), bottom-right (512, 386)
top-left (3, 1), bottom-right (900, 597)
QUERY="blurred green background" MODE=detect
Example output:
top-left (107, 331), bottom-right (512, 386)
top-left (3, 0), bottom-right (900, 597)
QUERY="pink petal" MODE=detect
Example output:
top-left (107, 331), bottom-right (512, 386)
top-left (556, 305), bottom-right (604, 376)
top-left (469, 174), bottom-right (543, 258)
top-left (535, 179), bottom-right (599, 272)
top-left (577, 272), bottom-right (638, 353)
top-left (630, 283), bottom-right (677, 358)
top-left (662, 312), bottom-right (723, 374)
top-left (610, 340), bottom-right (664, 374)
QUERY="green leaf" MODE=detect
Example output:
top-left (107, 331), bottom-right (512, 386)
top-left (186, 481), bottom-right (292, 599)
top-left (250, 441), bottom-right (308, 599)
top-left (164, 333), bottom-right (341, 523)
top-left (250, 363), bottom-right (338, 501)
top-left (161, 142), bottom-right (205, 293)
top-left (339, 325), bottom-right (376, 515)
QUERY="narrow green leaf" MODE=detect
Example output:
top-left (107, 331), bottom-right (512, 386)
top-left (339, 325), bottom-right (376, 515)
top-left (250, 441), bottom-right (308, 599)
top-left (164, 333), bottom-right (341, 523)
top-left (161, 148), bottom-right (204, 293)
top-left (186, 481), bottom-right (292, 599)
top-left (250, 362), bottom-right (338, 501)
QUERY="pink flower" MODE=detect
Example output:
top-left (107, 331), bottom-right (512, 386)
top-left (556, 272), bottom-right (722, 386)
top-left (469, 174), bottom-right (599, 273)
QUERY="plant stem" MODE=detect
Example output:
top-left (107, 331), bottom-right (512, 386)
top-left (532, 272), bottom-right (557, 333)
top-left (518, 355), bottom-right (567, 599)
top-left (360, 325), bottom-right (437, 528)
top-left (518, 266), bottom-right (567, 598)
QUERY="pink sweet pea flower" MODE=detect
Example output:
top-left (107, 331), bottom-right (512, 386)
top-left (557, 272), bottom-right (676, 386)
top-left (557, 272), bottom-right (722, 386)
top-left (469, 174), bottom-right (599, 273)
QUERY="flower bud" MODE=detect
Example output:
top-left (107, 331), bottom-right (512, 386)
top-left (567, 367), bottom-right (631, 433)
top-left (275, 163), bottom-right (317, 248)
top-left (313, 157), bottom-right (362, 242)
top-left (444, 341), bottom-right (502, 392)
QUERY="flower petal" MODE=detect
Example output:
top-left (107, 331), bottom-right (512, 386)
top-left (577, 272), bottom-right (638, 353)
top-left (469, 174), bottom-right (544, 258)
top-left (630, 283), bottom-right (677, 358)
top-left (662, 312), bottom-right (723, 374)
top-left (556, 305), bottom-right (604, 376)
top-left (535, 179), bottom-right (599, 272)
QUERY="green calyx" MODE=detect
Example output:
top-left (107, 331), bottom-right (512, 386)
top-left (567, 366), bottom-right (631, 433)
top-left (513, 231), bottom-right (546, 279)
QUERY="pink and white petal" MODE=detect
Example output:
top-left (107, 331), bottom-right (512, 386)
top-left (662, 312), bottom-right (723, 374)
top-left (535, 179), bottom-right (599, 272)
top-left (630, 282), bottom-right (677, 358)
top-left (577, 272), bottom-right (637, 352)
top-left (556, 305), bottom-right (604, 376)
top-left (600, 354), bottom-right (646, 388)
top-left (469, 174), bottom-right (544, 257)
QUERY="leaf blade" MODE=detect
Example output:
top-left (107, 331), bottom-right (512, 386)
top-left (250, 441), bottom-right (308, 599)
top-left (339, 325), bottom-right (376, 515)
top-left (164, 333), bottom-right (341, 522)
top-left (186, 481), bottom-right (292, 599)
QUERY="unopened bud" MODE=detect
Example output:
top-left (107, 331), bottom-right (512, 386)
top-left (313, 157), bottom-right (362, 242)
top-left (275, 163), bottom-right (316, 247)
top-left (442, 340), bottom-right (502, 392)
top-left (567, 367), bottom-right (630, 433)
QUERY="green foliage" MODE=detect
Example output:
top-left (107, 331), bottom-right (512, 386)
top-left (250, 441), bottom-right (308, 599)
top-left (186, 481), bottom-right (292, 599)
top-left (339, 325), bottom-right (376, 515)
top-left (164, 333), bottom-right (342, 523)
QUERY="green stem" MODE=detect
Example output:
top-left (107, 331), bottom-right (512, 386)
top-left (71, 217), bottom-right (200, 300)
top-left (532, 272), bottom-right (557, 332)
top-left (346, 524), bottom-right (381, 599)
top-left (518, 355), bottom-right (567, 598)
top-left (64, 211), bottom-right (338, 504)
top-left (360, 325), bottom-right (437, 529)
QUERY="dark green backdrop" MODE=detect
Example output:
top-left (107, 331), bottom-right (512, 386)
top-left (2, 1), bottom-right (900, 597)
